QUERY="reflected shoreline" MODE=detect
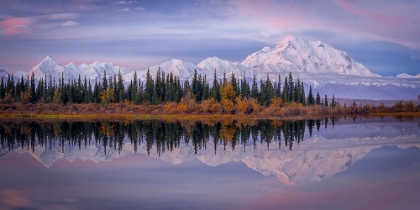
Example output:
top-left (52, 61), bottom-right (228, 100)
top-left (1, 116), bottom-right (419, 185)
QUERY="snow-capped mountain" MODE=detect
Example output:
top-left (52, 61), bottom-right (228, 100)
top-left (0, 69), bottom-right (8, 78)
top-left (3, 121), bottom-right (420, 185)
top-left (123, 59), bottom-right (201, 82)
top-left (242, 36), bottom-right (380, 77)
top-left (396, 73), bottom-right (420, 79)
top-left (4, 37), bottom-right (420, 99)
top-left (27, 56), bottom-right (130, 82)
top-left (197, 56), bottom-right (252, 79)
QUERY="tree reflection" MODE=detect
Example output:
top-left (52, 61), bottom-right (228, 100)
top-left (1, 117), bottom-right (410, 156)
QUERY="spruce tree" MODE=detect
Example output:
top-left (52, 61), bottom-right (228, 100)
top-left (132, 71), bottom-right (139, 104)
top-left (283, 77), bottom-right (289, 103)
top-left (0, 77), bottom-right (4, 99)
top-left (117, 70), bottom-right (124, 103)
top-left (300, 82), bottom-right (306, 105)
top-left (307, 85), bottom-right (314, 105)
top-left (145, 69), bottom-right (154, 104)
top-left (287, 72), bottom-right (294, 102)
top-left (102, 70), bottom-right (107, 91)
top-left (316, 92), bottom-right (321, 105)
top-left (251, 75), bottom-right (258, 99)
top-left (276, 75), bottom-right (282, 98)
top-left (324, 95), bottom-right (328, 107)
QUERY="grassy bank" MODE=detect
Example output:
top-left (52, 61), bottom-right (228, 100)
top-left (0, 101), bottom-right (419, 121)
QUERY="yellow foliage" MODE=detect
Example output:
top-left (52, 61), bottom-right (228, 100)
top-left (199, 99), bottom-right (221, 114)
top-left (235, 95), bottom-right (248, 114)
top-left (220, 124), bottom-right (236, 143)
top-left (20, 86), bottom-right (32, 104)
top-left (175, 103), bottom-right (188, 113)
top-left (270, 97), bottom-right (283, 107)
top-left (101, 89), bottom-right (115, 104)
top-left (221, 99), bottom-right (235, 114)
top-left (220, 82), bottom-right (235, 101)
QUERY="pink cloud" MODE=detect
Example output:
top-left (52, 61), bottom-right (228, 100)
top-left (0, 13), bottom-right (81, 36)
top-left (0, 189), bottom-right (33, 207)
top-left (334, 0), bottom-right (406, 26)
top-left (230, 0), bottom-right (420, 49)
top-left (0, 18), bottom-right (32, 35)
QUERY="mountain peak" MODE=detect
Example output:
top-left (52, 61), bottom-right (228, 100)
top-left (43, 55), bottom-right (53, 61)
top-left (276, 35), bottom-right (297, 47)
top-left (242, 37), bottom-right (380, 77)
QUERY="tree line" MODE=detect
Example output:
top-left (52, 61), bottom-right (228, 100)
top-left (0, 69), bottom-right (338, 108)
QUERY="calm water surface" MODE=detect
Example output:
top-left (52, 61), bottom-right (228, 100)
top-left (0, 117), bottom-right (419, 210)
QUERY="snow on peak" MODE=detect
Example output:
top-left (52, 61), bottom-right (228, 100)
top-left (0, 69), bottom-right (8, 77)
top-left (43, 55), bottom-right (53, 61)
top-left (242, 37), bottom-right (380, 77)
top-left (197, 56), bottom-right (251, 79)
top-left (276, 35), bottom-right (296, 48)
top-left (396, 73), bottom-right (420, 78)
top-left (29, 56), bottom-right (125, 82)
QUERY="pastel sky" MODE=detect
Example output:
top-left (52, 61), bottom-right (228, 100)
top-left (0, 0), bottom-right (419, 76)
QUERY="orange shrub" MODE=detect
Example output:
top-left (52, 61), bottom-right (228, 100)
top-left (221, 99), bottom-right (235, 114)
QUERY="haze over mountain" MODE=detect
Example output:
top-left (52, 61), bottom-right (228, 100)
top-left (1, 37), bottom-right (419, 100)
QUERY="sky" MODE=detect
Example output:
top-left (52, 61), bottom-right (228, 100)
top-left (0, 0), bottom-right (419, 77)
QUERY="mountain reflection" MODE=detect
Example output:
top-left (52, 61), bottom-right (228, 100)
top-left (1, 117), bottom-right (419, 184)
top-left (0, 119), bottom-right (315, 155)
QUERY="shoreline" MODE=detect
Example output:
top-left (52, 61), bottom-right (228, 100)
top-left (0, 102), bottom-right (419, 121)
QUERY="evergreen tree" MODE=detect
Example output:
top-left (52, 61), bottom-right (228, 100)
top-left (324, 95), bottom-right (328, 107)
top-left (276, 75), bottom-right (282, 98)
top-left (93, 81), bottom-right (101, 103)
top-left (307, 85), bottom-right (314, 105)
top-left (287, 72), bottom-right (294, 102)
top-left (258, 79), bottom-right (266, 105)
top-left (251, 75), bottom-right (258, 99)
top-left (331, 94), bottom-right (336, 107)
top-left (210, 70), bottom-right (221, 101)
top-left (132, 71), bottom-right (139, 104)
top-left (145, 69), bottom-right (154, 104)
top-left (283, 77), bottom-right (289, 103)
top-left (231, 73), bottom-right (239, 97)
top-left (30, 72), bottom-right (36, 103)
top-left (315, 92), bottom-right (321, 105)
top-left (102, 70), bottom-right (107, 91)
top-left (240, 72), bottom-right (250, 98)
top-left (202, 75), bottom-right (209, 100)
top-left (300, 82), bottom-right (306, 105)
top-left (0, 77), bottom-right (5, 99)
top-left (117, 70), bottom-right (124, 103)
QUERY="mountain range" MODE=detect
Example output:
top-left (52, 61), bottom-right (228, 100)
top-left (1, 37), bottom-right (419, 100)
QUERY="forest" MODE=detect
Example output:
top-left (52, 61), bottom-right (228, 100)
top-left (0, 69), bottom-right (419, 116)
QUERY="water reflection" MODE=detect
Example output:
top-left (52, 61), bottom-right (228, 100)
top-left (1, 117), bottom-right (420, 210)
top-left (1, 117), bottom-right (419, 185)
top-left (0, 119), bottom-right (312, 155)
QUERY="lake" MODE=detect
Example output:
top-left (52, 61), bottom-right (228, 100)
top-left (0, 117), bottom-right (419, 210)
